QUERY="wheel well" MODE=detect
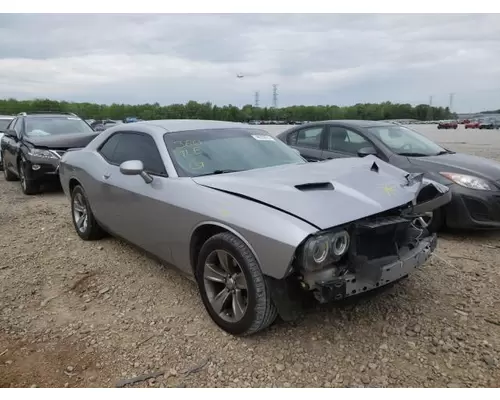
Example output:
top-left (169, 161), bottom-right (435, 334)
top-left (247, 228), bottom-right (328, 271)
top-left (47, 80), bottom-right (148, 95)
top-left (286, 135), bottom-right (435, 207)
top-left (69, 178), bottom-right (81, 194)
top-left (189, 224), bottom-right (228, 273)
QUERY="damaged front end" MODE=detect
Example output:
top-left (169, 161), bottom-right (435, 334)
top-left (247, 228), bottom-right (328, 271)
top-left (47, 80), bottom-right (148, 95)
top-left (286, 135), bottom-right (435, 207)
top-left (292, 177), bottom-right (451, 305)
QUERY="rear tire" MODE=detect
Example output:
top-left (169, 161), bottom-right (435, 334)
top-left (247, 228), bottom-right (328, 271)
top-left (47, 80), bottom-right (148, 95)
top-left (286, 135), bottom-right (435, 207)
top-left (70, 184), bottom-right (105, 240)
top-left (195, 232), bottom-right (278, 336)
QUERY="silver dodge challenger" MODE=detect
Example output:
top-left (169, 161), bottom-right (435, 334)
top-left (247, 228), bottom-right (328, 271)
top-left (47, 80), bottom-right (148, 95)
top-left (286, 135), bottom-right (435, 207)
top-left (59, 119), bottom-right (451, 336)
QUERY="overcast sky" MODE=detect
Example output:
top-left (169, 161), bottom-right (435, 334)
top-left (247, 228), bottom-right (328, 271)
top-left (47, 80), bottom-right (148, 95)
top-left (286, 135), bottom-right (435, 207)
top-left (0, 13), bottom-right (499, 112)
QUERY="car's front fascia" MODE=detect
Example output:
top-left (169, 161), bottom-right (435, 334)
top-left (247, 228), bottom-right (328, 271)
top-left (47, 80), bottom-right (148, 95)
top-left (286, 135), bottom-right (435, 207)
top-left (21, 143), bottom-right (63, 181)
top-left (441, 180), bottom-right (500, 229)
top-left (285, 179), bottom-right (449, 306)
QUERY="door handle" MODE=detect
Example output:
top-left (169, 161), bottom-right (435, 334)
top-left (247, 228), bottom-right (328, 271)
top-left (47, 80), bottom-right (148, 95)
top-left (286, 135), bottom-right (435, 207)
top-left (103, 172), bottom-right (111, 179)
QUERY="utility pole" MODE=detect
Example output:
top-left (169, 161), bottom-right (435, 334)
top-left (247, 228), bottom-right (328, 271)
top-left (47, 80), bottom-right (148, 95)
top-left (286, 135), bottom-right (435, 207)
top-left (254, 91), bottom-right (260, 108)
top-left (272, 84), bottom-right (278, 108)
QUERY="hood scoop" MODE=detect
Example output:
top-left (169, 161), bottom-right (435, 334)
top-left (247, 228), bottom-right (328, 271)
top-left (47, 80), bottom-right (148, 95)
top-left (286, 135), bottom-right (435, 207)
top-left (295, 182), bottom-right (334, 192)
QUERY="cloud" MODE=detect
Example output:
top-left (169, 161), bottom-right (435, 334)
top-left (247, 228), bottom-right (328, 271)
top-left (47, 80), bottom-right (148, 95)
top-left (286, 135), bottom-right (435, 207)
top-left (0, 13), bottom-right (499, 112)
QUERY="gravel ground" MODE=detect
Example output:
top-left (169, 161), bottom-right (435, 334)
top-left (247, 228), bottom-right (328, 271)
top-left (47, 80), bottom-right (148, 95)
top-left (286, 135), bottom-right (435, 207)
top-left (1, 125), bottom-right (500, 388)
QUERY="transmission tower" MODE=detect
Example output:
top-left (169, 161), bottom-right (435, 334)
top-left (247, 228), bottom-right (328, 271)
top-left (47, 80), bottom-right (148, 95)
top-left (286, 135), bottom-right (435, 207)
top-left (254, 91), bottom-right (260, 108)
top-left (449, 92), bottom-right (455, 113)
top-left (426, 95), bottom-right (434, 121)
top-left (272, 84), bottom-right (278, 108)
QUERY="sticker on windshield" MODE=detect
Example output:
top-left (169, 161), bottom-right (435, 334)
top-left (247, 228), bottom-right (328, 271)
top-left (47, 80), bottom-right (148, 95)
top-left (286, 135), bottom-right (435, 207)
top-left (251, 134), bottom-right (275, 141)
top-left (67, 117), bottom-right (80, 120)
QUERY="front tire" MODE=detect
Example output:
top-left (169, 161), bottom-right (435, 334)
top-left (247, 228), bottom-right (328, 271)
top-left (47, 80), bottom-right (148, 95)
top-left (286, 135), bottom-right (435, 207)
top-left (2, 155), bottom-right (17, 181)
top-left (196, 232), bottom-right (278, 336)
top-left (70, 184), bottom-right (105, 240)
top-left (18, 157), bottom-right (39, 195)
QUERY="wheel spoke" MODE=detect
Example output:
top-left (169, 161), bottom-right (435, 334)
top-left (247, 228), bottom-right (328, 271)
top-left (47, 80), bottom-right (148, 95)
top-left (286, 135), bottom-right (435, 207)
top-left (216, 250), bottom-right (231, 273)
top-left (76, 215), bottom-right (86, 229)
top-left (204, 263), bottom-right (227, 283)
top-left (210, 288), bottom-right (231, 314)
top-left (73, 204), bottom-right (85, 213)
top-left (232, 289), bottom-right (246, 320)
top-left (233, 273), bottom-right (247, 290)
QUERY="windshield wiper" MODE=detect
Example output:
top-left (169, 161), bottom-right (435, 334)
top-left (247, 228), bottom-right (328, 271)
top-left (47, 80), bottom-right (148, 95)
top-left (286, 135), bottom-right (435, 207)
top-left (197, 169), bottom-right (242, 176)
top-left (397, 152), bottom-right (429, 157)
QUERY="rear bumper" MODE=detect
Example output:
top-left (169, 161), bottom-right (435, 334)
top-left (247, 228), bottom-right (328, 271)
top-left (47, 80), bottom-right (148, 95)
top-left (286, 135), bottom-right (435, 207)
top-left (444, 184), bottom-right (500, 229)
top-left (309, 234), bottom-right (437, 303)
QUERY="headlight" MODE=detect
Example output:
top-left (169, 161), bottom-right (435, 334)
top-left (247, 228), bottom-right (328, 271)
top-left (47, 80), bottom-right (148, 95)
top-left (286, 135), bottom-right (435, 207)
top-left (440, 172), bottom-right (496, 191)
top-left (301, 230), bottom-right (350, 271)
top-left (28, 149), bottom-right (57, 159)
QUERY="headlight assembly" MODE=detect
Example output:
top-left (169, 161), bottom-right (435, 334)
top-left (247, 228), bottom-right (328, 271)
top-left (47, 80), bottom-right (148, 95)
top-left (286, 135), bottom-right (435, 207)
top-left (28, 149), bottom-right (57, 159)
top-left (440, 172), bottom-right (496, 191)
top-left (301, 230), bottom-right (350, 271)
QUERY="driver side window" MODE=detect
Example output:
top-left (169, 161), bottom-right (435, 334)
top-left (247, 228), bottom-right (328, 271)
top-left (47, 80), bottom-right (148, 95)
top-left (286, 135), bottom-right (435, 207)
top-left (99, 132), bottom-right (167, 176)
top-left (326, 126), bottom-right (370, 154)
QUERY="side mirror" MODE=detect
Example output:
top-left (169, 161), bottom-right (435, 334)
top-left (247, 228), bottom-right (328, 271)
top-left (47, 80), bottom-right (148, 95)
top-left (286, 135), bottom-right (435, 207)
top-left (119, 160), bottom-right (153, 184)
top-left (357, 146), bottom-right (377, 158)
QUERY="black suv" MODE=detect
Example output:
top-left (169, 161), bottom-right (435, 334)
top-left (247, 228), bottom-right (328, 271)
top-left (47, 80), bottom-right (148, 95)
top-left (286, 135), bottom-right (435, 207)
top-left (1, 111), bottom-right (99, 195)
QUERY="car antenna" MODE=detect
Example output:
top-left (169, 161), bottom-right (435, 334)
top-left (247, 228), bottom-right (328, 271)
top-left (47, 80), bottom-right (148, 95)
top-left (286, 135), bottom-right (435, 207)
top-left (370, 161), bottom-right (379, 173)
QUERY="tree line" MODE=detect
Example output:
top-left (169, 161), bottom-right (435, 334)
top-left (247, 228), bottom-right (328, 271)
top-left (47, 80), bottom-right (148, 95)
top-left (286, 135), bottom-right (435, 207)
top-left (0, 98), bottom-right (454, 122)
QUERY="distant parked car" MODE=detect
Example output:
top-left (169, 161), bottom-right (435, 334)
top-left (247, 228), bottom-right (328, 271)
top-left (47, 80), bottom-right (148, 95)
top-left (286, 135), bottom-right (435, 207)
top-left (479, 120), bottom-right (500, 130)
top-left (0, 115), bottom-right (14, 170)
top-left (465, 121), bottom-right (480, 129)
top-left (277, 120), bottom-right (500, 232)
top-left (437, 121), bottom-right (458, 129)
top-left (1, 111), bottom-right (99, 195)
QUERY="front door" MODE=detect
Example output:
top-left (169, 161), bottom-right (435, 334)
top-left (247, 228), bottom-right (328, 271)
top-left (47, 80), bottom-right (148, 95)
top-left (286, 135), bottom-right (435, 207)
top-left (322, 125), bottom-right (374, 160)
top-left (95, 131), bottom-right (174, 263)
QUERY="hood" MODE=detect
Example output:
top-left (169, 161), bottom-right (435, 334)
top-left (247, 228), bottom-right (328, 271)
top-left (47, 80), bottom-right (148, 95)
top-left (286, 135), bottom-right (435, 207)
top-left (408, 152), bottom-right (500, 183)
top-left (193, 156), bottom-right (427, 230)
top-left (24, 132), bottom-right (99, 150)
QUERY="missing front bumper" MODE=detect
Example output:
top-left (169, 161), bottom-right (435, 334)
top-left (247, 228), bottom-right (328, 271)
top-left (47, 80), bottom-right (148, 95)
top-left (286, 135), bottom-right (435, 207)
top-left (312, 234), bottom-right (437, 303)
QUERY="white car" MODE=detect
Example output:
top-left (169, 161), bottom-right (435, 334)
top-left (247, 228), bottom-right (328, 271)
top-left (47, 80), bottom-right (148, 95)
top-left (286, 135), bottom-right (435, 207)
top-left (0, 115), bottom-right (15, 169)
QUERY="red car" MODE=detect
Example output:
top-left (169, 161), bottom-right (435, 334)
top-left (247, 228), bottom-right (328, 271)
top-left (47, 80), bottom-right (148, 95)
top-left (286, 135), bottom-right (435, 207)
top-left (437, 121), bottom-right (458, 129)
top-left (465, 121), bottom-right (480, 129)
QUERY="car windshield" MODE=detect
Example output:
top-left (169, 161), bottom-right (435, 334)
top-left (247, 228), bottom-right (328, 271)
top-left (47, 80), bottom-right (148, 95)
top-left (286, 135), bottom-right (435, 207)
top-left (25, 116), bottom-right (94, 136)
top-left (0, 119), bottom-right (12, 132)
top-left (367, 125), bottom-right (448, 157)
top-left (164, 128), bottom-right (305, 177)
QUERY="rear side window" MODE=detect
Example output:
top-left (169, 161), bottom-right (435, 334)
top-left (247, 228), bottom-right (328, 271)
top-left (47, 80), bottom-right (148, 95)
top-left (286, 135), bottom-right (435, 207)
top-left (294, 127), bottom-right (323, 149)
top-left (99, 134), bottom-right (121, 161)
top-left (99, 132), bottom-right (167, 176)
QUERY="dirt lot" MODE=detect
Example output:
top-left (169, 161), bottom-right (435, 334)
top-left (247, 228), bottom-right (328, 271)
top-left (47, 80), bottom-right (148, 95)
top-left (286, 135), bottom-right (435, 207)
top-left (1, 126), bottom-right (500, 388)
